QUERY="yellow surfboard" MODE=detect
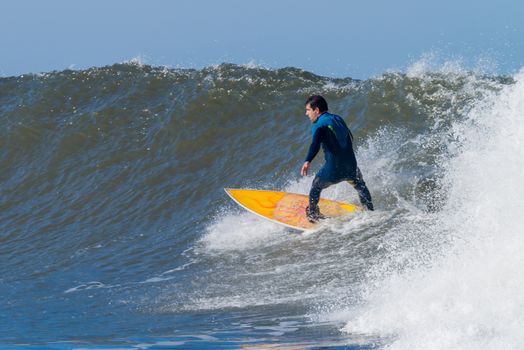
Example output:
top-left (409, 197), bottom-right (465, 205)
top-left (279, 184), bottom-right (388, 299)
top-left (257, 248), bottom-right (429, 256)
top-left (224, 188), bottom-right (360, 230)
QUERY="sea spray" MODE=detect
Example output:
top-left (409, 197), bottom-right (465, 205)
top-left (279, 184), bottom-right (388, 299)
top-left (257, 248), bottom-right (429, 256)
top-left (339, 70), bottom-right (524, 349)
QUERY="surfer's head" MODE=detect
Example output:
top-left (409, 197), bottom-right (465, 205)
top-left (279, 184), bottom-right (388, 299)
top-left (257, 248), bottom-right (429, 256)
top-left (305, 95), bottom-right (328, 123)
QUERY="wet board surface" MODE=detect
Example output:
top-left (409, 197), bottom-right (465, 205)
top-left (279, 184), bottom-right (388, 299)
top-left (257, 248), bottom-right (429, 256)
top-left (224, 188), bottom-right (360, 230)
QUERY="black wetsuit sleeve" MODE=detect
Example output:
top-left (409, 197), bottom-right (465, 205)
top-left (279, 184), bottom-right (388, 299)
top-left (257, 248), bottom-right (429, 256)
top-left (305, 127), bottom-right (324, 162)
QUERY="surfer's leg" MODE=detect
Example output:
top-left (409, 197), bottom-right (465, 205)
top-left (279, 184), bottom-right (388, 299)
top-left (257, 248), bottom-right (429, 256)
top-left (307, 176), bottom-right (332, 222)
top-left (347, 168), bottom-right (374, 211)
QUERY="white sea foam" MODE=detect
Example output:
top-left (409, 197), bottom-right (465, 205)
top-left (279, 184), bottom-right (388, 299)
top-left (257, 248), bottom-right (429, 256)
top-left (200, 210), bottom-right (287, 252)
top-left (65, 281), bottom-right (107, 294)
top-left (336, 68), bottom-right (524, 349)
top-left (241, 59), bottom-right (269, 70)
top-left (406, 51), bottom-right (498, 78)
top-left (124, 54), bottom-right (148, 66)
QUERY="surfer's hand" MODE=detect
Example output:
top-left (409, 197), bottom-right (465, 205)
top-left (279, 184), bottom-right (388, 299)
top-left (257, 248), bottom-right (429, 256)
top-left (301, 161), bottom-right (310, 176)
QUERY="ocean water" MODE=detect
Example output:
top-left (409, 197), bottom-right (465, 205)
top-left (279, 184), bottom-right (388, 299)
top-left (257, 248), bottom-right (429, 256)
top-left (0, 60), bottom-right (521, 349)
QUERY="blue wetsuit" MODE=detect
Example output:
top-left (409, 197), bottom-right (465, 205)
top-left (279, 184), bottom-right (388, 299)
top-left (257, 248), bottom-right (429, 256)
top-left (305, 112), bottom-right (373, 214)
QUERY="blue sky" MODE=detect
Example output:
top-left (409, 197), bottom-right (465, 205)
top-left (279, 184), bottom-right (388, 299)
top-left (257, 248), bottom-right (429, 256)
top-left (2, 0), bottom-right (523, 79)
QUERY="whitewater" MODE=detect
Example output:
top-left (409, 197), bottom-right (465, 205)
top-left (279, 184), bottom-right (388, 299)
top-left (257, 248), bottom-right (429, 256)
top-left (336, 68), bottom-right (524, 350)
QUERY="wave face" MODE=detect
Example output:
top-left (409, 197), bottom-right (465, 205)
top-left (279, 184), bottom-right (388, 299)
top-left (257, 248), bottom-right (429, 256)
top-left (0, 62), bottom-right (518, 348)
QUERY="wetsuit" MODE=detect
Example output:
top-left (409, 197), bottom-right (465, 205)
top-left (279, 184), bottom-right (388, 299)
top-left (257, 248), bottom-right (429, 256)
top-left (305, 112), bottom-right (373, 216)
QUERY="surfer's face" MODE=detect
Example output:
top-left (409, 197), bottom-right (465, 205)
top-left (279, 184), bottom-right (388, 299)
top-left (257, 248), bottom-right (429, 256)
top-left (305, 104), bottom-right (321, 123)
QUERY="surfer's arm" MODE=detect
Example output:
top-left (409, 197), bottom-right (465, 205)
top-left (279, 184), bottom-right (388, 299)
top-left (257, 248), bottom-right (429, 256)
top-left (305, 127), bottom-right (324, 162)
top-left (301, 128), bottom-right (324, 176)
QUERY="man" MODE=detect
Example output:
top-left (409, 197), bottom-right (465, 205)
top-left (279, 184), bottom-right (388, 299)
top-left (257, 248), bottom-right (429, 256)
top-left (301, 95), bottom-right (373, 222)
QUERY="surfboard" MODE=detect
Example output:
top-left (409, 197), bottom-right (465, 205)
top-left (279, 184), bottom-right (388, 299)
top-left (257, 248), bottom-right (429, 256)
top-left (224, 188), bottom-right (360, 230)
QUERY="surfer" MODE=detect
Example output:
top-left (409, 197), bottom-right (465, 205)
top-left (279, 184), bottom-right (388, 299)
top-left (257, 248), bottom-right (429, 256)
top-left (301, 95), bottom-right (374, 222)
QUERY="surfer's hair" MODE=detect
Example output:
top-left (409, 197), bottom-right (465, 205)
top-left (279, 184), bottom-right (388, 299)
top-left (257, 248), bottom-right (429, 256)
top-left (305, 95), bottom-right (328, 113)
